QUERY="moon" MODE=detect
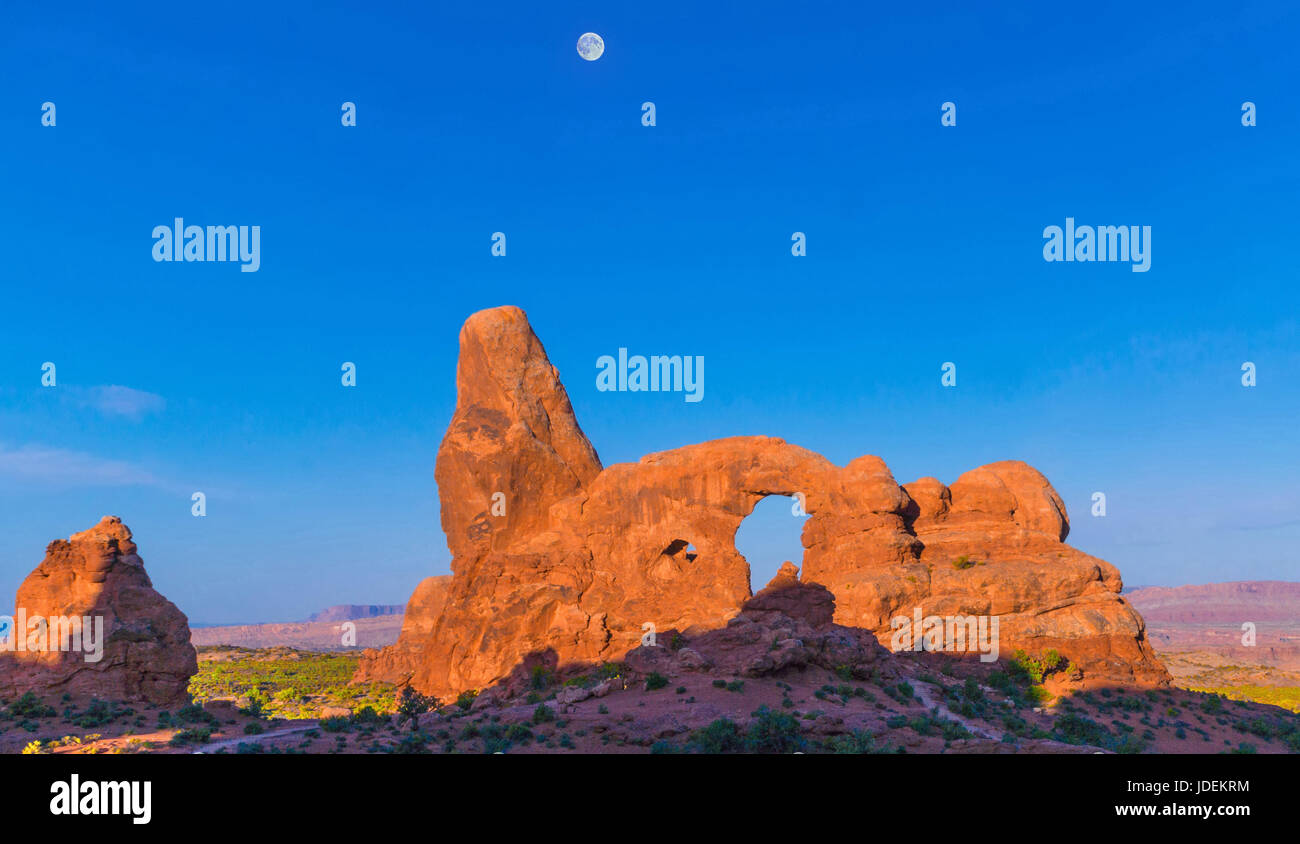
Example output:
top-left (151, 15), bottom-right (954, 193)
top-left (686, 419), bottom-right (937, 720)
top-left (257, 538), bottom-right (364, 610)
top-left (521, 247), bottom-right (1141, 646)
top-left (577, 32), bottom-right (604, 61)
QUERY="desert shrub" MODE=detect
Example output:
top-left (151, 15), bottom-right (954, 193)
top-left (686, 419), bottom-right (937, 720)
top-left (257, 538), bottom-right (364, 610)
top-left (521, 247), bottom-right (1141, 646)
top-left (394, 731), bottom-right (432, 754)
top-left (745, 706), bottom-right (805, 753)
top-left (644, 672), bottom-right (669, 691)
top-left (532, 704), bottom-right (556, 725)
top-left (596, 662), bottom-right (626, 680)
top-left (72, 699), bottom-right (123, 728)
top-left (1119, 695), bottom-right (1148, 713)
top-left (1009, 649), bottom-right (1062, 685)
top-left (1052, 712), bottom-right (1111, 747)
top-left (826, 729), bottom-right (879, 754)
top-left (686, 717), bottom-right (748, 749)
top-left (350, 705), bottom-right (384, 725)
top-left (177, 703), bottom-right (219, 726)
top-left (530, 665), bottom-right (554, 691)
top-left (7, 693), bottom-right (56, 719)
top-left (690, 718), bottom-right (744, 753)
top-left (169, 727), bottom-right (212, 747)
top-left (455, 690), bottom-right (478, 711)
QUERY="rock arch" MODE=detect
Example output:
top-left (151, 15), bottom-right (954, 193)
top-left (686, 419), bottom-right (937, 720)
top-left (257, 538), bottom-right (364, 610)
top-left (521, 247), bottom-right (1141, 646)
top-left (356, 306), bottom-right (1168, 699)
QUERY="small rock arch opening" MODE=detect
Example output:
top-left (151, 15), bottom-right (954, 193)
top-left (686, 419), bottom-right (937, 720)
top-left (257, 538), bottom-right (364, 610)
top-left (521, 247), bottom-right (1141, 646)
top-left (662, 539), bottom-right (698, 563)
top-left (735, 494), bottom-right (808, 595)
top-left (649, 538), bottom-right (699, 581)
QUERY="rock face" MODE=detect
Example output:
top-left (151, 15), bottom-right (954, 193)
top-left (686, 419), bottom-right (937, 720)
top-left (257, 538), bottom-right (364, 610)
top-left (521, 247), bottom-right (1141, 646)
top-left (358, 306), bottom-right (1168, 699)
top-left (354, 575), bottom-right (450, 685)
top-left (0, 517), bottom-right (197, 705)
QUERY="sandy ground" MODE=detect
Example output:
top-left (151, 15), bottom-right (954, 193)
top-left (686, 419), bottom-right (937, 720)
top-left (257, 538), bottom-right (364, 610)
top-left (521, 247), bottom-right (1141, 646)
top-left (7, 653), bottom-right (1296, 755)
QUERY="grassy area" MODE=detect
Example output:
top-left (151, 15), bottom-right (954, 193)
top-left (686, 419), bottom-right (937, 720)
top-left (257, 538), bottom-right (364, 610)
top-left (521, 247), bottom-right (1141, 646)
top-left (1187, 685), bottom-right (1300, 713)
top-left (188, 646), bottom-right (398, 719)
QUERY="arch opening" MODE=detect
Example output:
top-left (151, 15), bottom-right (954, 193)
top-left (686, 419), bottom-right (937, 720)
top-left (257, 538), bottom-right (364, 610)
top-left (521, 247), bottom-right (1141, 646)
top-left (734, 494), bottom-right (809, 596)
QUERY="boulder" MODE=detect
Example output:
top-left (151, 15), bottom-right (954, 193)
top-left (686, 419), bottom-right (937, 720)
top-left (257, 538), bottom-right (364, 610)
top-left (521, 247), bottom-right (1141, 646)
top-left (0, 516), bottom-right (197, 705)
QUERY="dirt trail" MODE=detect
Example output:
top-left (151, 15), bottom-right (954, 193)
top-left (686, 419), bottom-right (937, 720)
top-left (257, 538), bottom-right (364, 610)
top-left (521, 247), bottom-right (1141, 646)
top-left (196, 724), bottom-right (318, 753)
top-left (911, 683), bottom-right (1004, 741)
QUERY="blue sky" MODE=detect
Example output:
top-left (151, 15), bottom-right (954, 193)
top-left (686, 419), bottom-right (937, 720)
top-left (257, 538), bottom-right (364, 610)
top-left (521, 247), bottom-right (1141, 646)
top-left (1, 1), bottom-right (1297, 623)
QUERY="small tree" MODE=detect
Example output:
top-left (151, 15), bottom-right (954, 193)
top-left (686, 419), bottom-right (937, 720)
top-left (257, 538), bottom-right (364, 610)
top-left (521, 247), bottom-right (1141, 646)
top-left (396, 686), bottom-right (439, 732)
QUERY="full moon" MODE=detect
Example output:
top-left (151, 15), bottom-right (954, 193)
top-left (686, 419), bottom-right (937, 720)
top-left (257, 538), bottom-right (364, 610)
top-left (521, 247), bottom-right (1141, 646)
top-left (577, 32), bottom-right (604, 61)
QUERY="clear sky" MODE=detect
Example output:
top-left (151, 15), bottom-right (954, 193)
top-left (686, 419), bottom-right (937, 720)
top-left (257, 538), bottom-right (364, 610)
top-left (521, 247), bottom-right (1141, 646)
top-left (2, 1), bottom-right (1297, 623)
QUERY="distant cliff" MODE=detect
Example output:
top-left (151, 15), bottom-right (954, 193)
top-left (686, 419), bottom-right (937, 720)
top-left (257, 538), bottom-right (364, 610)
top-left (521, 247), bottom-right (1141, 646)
top-left (308, 604), bottom-right (405, 623)
top-left (1127, 581), bottom-right (1300, 625)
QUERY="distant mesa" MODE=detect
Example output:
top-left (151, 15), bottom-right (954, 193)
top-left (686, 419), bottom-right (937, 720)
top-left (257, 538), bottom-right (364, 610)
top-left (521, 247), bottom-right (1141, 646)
top-left (1127, 581), bottom-right (1300, 625)
top-left (308, 604), bottom-right (405, 623)
top-left (0, 516), bottom-right (196, 705)
top-left (357, 306), bottom-right (1170, 699)
top-left (1128, 580), bottom-right (1300, 683)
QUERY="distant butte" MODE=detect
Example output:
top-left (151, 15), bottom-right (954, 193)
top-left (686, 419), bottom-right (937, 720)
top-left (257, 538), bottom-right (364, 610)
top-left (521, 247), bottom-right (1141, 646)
top-left (357, 306), bottom-right (1169, 699)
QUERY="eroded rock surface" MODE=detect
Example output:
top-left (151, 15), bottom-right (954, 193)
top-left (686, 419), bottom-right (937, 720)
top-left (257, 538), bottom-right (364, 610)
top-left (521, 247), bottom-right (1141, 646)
top-left (358, 306), bottom-right (1168, 699)
top-left (354, 575), bottom-right (451, 685)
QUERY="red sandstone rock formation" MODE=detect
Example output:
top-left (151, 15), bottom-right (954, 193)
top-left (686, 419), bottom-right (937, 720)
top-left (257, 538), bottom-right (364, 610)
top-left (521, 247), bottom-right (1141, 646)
top-left (0, 516), bottom-right (196, 705)
top-left (358, 306), bottom-right (1168, 698)
top-left (354, 575), bottom-right (450, 685)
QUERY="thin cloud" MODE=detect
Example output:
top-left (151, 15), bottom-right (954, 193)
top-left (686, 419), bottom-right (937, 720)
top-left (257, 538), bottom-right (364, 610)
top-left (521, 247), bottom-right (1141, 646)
top-left (0, 443), bottom-right (160, 487)
top-left (65, 385), bottom-right (166, 420)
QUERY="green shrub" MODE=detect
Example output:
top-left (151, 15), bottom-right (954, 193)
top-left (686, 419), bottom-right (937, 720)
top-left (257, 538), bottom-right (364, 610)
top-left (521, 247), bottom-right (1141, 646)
top-left (169, 727), bottom-right (212, 747)
top-left (7, 693), bottom-right (56, 719)
top-left (745, 706), bottom-right (805, 753)
top-left (827, 729), bottom-right (880, 754)
top-left (690, 718), bottom-right (744, 753)
top-left (530, 665), bottom-right (554, 691)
